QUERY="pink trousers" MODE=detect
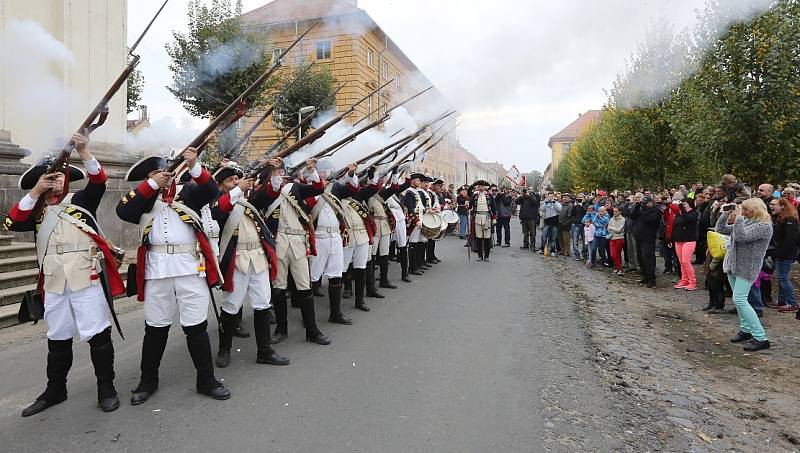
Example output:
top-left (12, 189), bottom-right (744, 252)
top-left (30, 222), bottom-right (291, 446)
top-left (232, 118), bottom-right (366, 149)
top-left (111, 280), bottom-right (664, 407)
top-left (675, 241), bottom-right (697, 288)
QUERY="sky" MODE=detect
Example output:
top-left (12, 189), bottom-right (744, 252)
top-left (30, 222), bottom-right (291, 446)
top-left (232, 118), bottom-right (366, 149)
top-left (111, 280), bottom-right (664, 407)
top-left (128, 0), bottom-right (711, 173)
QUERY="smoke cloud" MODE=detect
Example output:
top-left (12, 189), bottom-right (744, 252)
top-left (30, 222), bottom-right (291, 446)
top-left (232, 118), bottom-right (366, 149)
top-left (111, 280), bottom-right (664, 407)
top-left (122, 117), bottom-right (201, 157)
top-left (0, 19), bottom-right (77, 160)
top-left (191, 36), bottom-right (266, 85)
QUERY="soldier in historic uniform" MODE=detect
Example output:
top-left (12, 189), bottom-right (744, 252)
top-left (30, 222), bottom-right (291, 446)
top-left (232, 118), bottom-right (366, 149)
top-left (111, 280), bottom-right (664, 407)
top-left (116, 147), bottom-right (230, 405)
top-left (403, 173), bottom-right (427, 276)
top-left (210, 162), bottom-right (289, 368)
top-left (340, 167), bottom-right (381, 310)
top-left (387, 191), bottom-right (412, 282)
top-left (367, 173), bottom-right (410, 290)
top-left (307, 161), bottom-right (355, 325)
top-left (6, 133), bottom-right (125, 416)
top-left (469, 180), bottom-right (497, 261)
top-left (258, 157), bottom-right (330, 345)
top-left (426, 178), bottom-right (445, 264)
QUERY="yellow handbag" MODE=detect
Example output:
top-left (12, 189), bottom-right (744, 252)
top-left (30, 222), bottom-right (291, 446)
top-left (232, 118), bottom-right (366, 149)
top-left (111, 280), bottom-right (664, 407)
top-left (707, 231), bottom-right (730, 260)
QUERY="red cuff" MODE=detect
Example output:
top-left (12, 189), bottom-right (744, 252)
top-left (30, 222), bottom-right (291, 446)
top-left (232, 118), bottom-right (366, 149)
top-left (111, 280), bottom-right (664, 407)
top-left (218, 193), bottom-right (233, 213)
top-left (305, 197), bottom-right (318, 207)
top-left (8, 202), bottom-right (31, 222)
top-left (137, 180), bottom-right (157, 198)
top-left (347, 183), bottom-right (359, 194)
top-left (193, 168), bottom-right (210, 185)
top-left (391, 183), bottom-right (399, 190)
top-left (88, 168), bottom-right (107, 185)
top-left (266, 183), bottom-right (281, 198)
top-left (312, 180), bottom-right (324, 190)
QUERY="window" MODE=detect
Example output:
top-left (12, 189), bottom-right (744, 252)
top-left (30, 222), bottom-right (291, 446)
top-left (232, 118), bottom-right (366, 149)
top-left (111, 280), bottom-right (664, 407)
top-left (367, 95), bottom-right (372, 116)
top-left (367, 47), bottom-right (374, 67)
top-left (395, 74), bottom-right (400, 90)
top-left (563, 143), bottom-right (571, 153)
top-left (272, 48), bottom-right (283, 64)
top-left (381, 61), bottom-right (389, 79)
top-left (316, 41), bottom-right (331, 60)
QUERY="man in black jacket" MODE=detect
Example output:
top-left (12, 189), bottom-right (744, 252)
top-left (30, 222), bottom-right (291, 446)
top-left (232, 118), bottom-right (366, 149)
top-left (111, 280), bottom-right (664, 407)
top-left (515, 189), bottom-right (539, 249)
top-left (631, 196), bottom-right (661, 288)
top-left (569, 195), bottom-right (586, 260)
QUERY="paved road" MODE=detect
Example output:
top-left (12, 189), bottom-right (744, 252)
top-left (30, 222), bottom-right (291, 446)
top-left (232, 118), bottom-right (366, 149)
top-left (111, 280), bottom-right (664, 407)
top-left (0, 223), bottom-right (629, 452)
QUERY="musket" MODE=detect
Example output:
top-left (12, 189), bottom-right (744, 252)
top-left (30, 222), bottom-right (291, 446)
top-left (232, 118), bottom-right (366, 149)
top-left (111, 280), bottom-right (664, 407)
top-left (380, 122), bottom-right (457, 177)
top-left (222, 62), bottom-right (317, 163)
top-left (324, 86), bottom-right (435, 157)
top-left (285, 113), bottom-right (391, 175)
top-left (274, 79), bottom-right (394, 158)
top-left (330, 110), bottom-right (456, 181)
top-left (259, 82), bottom-right (348, 159)
top-left (166, 21), bottom-right (319, 172)
top-left (351, 86), bottom-right (434, 127)
top-left (31, 0), bottom-right (169, 215)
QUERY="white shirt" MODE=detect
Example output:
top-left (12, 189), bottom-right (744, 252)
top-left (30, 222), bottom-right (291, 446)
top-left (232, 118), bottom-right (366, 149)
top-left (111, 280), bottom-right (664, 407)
top-left (145, 161), bottom-right (203, 280)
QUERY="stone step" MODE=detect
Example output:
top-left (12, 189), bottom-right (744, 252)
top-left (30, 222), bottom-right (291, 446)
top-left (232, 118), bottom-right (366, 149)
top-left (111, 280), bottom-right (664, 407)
top-left (0, 255), bottom-right (38, 273)
top-left (0, 283), bottom-right (37, 307)
top-left (0, 243), bottom-right (37, 259)
top-left (0, 235), bottom-right (15, 246)
top-left (0, 303), bottom-right (21, 329)
top-left (0, 268), bottom-right (39, 290)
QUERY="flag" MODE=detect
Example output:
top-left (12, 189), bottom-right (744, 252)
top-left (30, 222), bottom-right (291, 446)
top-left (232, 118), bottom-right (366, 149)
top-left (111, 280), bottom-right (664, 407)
top-left (505, 165), bottom-right (523, 186)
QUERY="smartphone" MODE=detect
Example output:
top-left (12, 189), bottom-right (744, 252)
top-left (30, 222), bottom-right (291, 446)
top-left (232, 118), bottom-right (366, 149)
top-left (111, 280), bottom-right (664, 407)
top-left (722, 204), bottom-right (736, 212)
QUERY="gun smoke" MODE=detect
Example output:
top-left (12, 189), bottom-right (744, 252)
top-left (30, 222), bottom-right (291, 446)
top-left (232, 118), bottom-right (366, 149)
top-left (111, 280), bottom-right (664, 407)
top-left (0, 19), bottom-right (77, 160)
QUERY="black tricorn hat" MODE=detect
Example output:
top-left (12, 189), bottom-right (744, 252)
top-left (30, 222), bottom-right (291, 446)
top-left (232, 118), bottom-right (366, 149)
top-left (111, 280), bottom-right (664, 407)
top-left (410, 172), bottom-right (426, 181)
top-left (213, 163), bottom-right (245, 183)
top-left (473, 180), bottom-right (490, 187)
top-left (19, 161), bottom-right (86, 190)
top-left (126, 155), bottom-right (167, 182)
top-left (432, 178), bottom-right (444, 185)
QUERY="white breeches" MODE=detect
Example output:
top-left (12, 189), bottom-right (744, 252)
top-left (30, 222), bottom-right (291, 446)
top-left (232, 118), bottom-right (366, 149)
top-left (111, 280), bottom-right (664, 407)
top-left (222, 268), bottom-right (271, 315)
top-left (343, 242), bottom-right (369, 269)
top-left (44, 284), bottom-right (110, 342)
top-left (144, 274), bottom-right (211, 328)
top-left (409, 225), bottom-right (423, 243)
top-left (392, 219), bottom-right (408, 247)
top-left (310, 235), bottom-right (344, 281)
top-left (370, 234), bottom-right (390, 256)
top-left (274, 250), bottom-right (310, 291)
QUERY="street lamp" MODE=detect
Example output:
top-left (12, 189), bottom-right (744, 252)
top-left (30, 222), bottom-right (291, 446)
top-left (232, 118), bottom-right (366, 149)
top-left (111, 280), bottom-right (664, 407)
top-left (297, 106), bottom-right (315, 140)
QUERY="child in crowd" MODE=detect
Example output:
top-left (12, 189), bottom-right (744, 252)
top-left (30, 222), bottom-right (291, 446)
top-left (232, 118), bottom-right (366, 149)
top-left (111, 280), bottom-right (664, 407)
top-left (584, 219), bottom-right (595, 268)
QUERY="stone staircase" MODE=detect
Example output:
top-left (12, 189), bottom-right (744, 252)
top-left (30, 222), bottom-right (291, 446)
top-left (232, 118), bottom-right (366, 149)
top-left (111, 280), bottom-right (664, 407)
top-left (0, 235), bottom-right (38, 327)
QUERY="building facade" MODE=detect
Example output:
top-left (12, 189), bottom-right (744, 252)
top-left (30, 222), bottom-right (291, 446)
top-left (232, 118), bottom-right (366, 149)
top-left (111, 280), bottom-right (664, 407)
top-left (240, 0), bottom-right (459, 184)
top-left (454, 145), bottom-right (500, 186)
top-left (543, 109), bottom-right (601, 187)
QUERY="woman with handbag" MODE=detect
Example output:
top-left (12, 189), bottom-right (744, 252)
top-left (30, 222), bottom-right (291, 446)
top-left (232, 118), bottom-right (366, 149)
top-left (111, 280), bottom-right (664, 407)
top-left (672, 198), bottom-right (700, 290)
top-left (768, 198), bottom-right (799, 312)
top-left (715, 198), bottom-right (773, 352)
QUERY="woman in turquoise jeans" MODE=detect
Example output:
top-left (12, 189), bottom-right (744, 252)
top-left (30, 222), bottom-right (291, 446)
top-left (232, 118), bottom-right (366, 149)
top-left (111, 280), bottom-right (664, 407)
top-left (715, 197), bottom-right (773, 352)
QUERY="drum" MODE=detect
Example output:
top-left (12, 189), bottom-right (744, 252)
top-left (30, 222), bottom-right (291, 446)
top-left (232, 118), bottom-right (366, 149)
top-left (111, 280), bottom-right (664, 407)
top-left (421, 212), bottom-right (443, 239)
top-left (441, 209), bottom-right (458, 224)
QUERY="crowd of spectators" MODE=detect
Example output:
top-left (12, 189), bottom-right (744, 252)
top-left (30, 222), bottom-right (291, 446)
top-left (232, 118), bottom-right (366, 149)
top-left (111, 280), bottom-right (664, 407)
top-left (521, 177), bottom-right (800, 352)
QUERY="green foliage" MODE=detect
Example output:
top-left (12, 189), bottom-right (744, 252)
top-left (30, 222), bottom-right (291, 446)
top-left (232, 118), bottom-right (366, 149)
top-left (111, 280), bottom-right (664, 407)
top-left (165, 0), bottom-right (273, 119)
top-left (551, 159), bottom-right (573, 193)
top-left (126, 53), bottom-right (144, 114)
top-left (271, 62), bottom-right (337, 135)
top-left (567, 0), bottom-right (800, 191)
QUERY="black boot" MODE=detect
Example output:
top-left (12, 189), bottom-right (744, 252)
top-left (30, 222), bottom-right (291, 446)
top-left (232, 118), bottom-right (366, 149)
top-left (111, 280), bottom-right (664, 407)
top-left (415, 243), bottom-right (427, 272)
top-left (88, 327), bottom-right (119, 413)
top-left (366, 260), bottom-right (385, 299)
top-left (389, 240), bottom-right (397, 261)
top-left (379, 255), bottom-right (397, 288)
top-left (232, 306), bottom-right (250, 338)
top-left (328, 277), bottom-right (352, 325)
top-left (288, 274), bottom-right (300, 308)
top-left (271, 288), bottom-right (288, 344)
top-left (399, 246), bottom-right (412, 282)
top-left (426, 240), bottom-right (438, 264)
top-left (21, 338), bottom-right (72, 417)
top-left (342, 266), bottom-right (354, 299)
top-left (184, 321), bottom-right (231, 400)
top-left (409, 244), bottom-right (423, 275)
top-left (215, 311), bottom-right (237, 368)
top-left (431, 240), bottom-right (441, 263)
top-left (254, 309), bottom-right (290, 365)
top-left (312, 279), bottom-right (324, 297)
top-left (421, 242), bottom-right (432, 268)
top-left (298, 289), bottom-right (331, 345)
top-left (131, 324), bottom-right (169, 406)
top-left (354, 268), bottom-right (370, 311)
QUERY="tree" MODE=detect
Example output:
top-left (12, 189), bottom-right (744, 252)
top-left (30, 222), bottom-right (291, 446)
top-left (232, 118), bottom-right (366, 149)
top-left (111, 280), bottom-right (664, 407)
top-left (126, 53), bottom-right (144, 114)
top-left (270, 62), bottom-right (337, 136)
top-left (165, 0), bottom-right (273, 119)
top-left (551, 160), bottom-right (574, 193)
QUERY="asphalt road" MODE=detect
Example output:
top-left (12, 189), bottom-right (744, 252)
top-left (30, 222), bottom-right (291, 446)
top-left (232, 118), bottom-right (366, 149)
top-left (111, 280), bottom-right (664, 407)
top-left (0, 223), bottom-right (629, 452)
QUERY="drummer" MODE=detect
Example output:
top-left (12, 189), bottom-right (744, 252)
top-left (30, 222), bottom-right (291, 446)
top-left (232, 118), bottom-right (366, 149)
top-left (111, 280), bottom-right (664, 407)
top-left (427, 178), bottom-right (445, 263)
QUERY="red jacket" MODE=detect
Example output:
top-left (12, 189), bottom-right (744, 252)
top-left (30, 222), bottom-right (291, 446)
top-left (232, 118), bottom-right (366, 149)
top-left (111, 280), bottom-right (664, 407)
top-left (663, 203), bottom-right (680, 242)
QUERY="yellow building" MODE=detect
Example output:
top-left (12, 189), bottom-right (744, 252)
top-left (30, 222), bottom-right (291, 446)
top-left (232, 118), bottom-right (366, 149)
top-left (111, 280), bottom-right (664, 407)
top-left (543, 110), bottom-right (600, 187)
top-left (240, 0), bottom-right (459, 184)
